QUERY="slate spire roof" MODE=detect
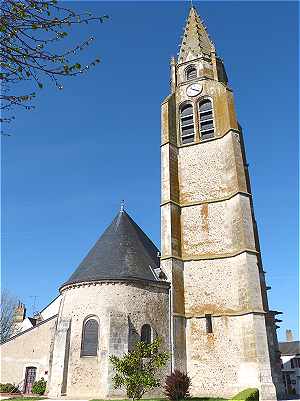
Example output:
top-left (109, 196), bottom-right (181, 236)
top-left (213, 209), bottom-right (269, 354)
top-left (61, 210), bottom-right (162, 288)
top-left (178, 6), bottom-right (214, 63)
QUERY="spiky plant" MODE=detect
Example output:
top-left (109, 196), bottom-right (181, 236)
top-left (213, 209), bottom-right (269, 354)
top-left (164, 369), bottom-right (191, 400)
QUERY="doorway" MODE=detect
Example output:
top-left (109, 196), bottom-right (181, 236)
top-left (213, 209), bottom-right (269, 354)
top-left (24, 367), bottom-right (37, 394)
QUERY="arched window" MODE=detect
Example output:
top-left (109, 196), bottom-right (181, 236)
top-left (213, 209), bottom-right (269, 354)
top-left (186, 66), bottom-right (197, 80)
top-left (81, 318), bottom-right (99, 356)
top-left (199, 99), bottom-right (214, 139)
top-left (180, 104), bottom-right (195, 144)
top-left (141, 324), bottom-right (152, 345)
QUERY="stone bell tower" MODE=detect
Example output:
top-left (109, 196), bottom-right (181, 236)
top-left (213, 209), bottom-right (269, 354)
top-left (160, 6), bottom-right (284, 400)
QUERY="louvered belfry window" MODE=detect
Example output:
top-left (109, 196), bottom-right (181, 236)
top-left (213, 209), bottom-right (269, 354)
top-left (199, 99), bottom-right (214, 139)
top-left (81, 318), bottom-right (99, 356)
top-left (180, 104), bottom-right (195, 144)
top-left (141, 324), bottom-right (152, 344)
top-left (186, 66), bottom-right (197, 80)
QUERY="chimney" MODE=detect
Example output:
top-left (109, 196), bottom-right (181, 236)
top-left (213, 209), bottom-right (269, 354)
top-left (14, 301), bottom-right (26, 323)
top-left (286, 329), bottom-right (293, 342)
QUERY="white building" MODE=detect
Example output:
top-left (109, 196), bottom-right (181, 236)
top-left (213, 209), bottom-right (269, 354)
top-left (279, 330), bottom-right (300, 396)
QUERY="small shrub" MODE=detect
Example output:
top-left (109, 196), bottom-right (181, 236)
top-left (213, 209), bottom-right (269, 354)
top-left (110, 337), bottom-right (169, 400)
top-left (232, 388), bottom-right (259, 401)
top-left (32, 378), bottom-right (47, 395)
top-left (0, 383), bottom-right (19, 393)
top-left (164, 370), bottom-right (191, 400)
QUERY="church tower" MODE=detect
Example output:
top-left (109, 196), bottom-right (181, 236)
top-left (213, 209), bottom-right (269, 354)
top-left (160, 7), bottom-right (284, 399)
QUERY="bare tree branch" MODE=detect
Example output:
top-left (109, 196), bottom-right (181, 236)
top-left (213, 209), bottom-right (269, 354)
top-left (0, 289), bottom-right (19, 342)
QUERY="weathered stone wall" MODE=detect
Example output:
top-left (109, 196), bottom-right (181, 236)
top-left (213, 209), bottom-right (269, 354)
top-left (0, 316), bottom-right (57, 389)
top-left (181, 195), bottom-right (255, 258)
top-left (184, 254), bottom-right (265, 317)
top-left (178, 133), bottom-right (247, 204)
top-left (48, 281), bottom-right (170, 399)
top-left (185, 313), bottom-right (277, 399)
top-left (182, 254), bottom-right (280, 399)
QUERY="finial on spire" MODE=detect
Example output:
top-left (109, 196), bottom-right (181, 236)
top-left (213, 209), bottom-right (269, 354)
top-left (120, 199), bottom-right (125, 213)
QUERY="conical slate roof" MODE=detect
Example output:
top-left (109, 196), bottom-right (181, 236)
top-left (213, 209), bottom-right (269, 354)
top-left (178, 6), bottom-right (214, 63)
top-left (61, 210), bottom-right (161, 287)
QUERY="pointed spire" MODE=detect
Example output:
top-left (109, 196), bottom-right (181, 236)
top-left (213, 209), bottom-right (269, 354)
top-left (178, 6), bottom-right (214, 63)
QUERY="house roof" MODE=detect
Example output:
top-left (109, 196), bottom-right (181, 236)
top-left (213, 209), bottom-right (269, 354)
top-left (279, 341), bottom-right (300, 356)
top-left (61, 210), bottom-right (164, 288)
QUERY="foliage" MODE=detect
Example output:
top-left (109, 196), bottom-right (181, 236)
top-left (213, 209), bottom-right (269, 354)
top-left (0, 0), bottom-right (109, 129)
top-left (0, 383), bottom-right (20, 393)
top-left (109, 337), bottom-right (169, 400)
top-left (0, 289), bottom-right (19, 343)
top-left (32, 378), bottom-right (47, 395)
top-left (164, 370), bottom-right (191, 400)
top-left (232, 388), bottom-right (259, 401)
top-left (9, 397), bottom-right (46, 401)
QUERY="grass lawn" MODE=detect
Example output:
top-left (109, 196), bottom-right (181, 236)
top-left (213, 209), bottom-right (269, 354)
top-left (90, 398), bottom-right (227, 401)
top-left (2, 397), bottom-right (46, 400)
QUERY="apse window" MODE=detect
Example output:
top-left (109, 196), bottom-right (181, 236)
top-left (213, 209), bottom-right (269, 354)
top-left (141, 324), bottom-right (152, 344)
top-left (180, 104), bottom-right (195, 144)
top-left (81, 318), bottom-right (99, 356)
top-left (205, 314), bottom-right (213, 334)
top-left (186, 66), bottom-right (197, 80)
top-left (199, 99), bottom-right (214, 139)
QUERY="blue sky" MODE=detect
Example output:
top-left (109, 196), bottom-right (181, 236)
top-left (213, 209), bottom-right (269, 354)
top-left (2, 1), bottom-right (298, 341)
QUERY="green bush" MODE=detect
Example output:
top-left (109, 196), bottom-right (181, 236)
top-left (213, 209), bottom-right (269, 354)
top-left (232, 388), bottom-right (259, 401)
top-left (0, 383), bottom-right (19, 393)
top-left (110, 337), bottom-right (169, 400)
top-left (32, 378), bottom-right (47, 395)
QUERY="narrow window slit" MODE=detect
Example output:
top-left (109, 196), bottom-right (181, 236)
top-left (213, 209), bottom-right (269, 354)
top-left (205, 314), bottom-right (213, 333)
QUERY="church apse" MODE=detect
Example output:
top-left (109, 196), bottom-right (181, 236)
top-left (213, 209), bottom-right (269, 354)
top-left (47, 210), bottom-right (170, 398)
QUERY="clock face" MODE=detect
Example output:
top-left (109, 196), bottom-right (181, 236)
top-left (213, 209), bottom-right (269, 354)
top-left (186, 83), bottom-right (202, 97)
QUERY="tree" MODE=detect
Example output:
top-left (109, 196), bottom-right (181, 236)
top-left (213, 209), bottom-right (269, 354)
top-left (110, 337), bottom-right (169, 400)
top-left (0, 0), bottom-right (108, 130)
top-left (0, 289), bottom-right (19, 342)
